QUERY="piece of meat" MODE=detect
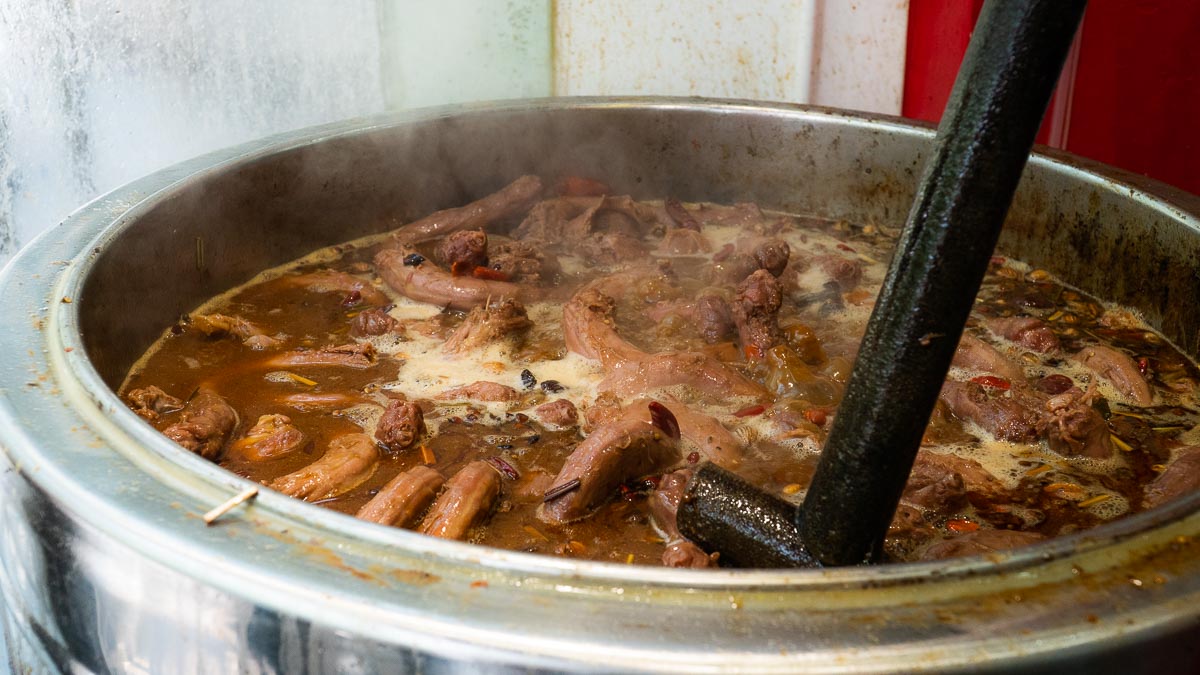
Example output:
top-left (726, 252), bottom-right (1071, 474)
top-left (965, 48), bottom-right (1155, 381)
top-left (815, 254), bottom-right (863, 291)
top-left (126, 385), bottom-right (184, 421)
top-left (350, 308), bottom-right (404, 338)
top-left (911, 450), bottom-right (1007, 498)
top-left (578, 232), bottom-right (649, 265)
top-left (375, 248), bottom-right (537, 312)
top-left (660, 395), bottom-right (742, 469)
top-left (435, 381), bottom-right (520, 403)
top-left (554, 175), bottom-right (611, 197)
top-left (1073, 345), bottom-right (1153, 405)
top-left (562, 282), bottom-right (647, 367)
top-left (732, 269), bottom-right (784, 357)
top-left (534, 399), bottom-right (578, 427)
top-left (388, 175), bottom-right (543, 247)
top-left (987, 316), bottom-right (1060, 353)
top-left (488, 239), bottom-right (561, 283)
top-left (695, 294), bottom-right (735, 344)
top-left (162, 388), bottom-right (239, 461)
top-left (540, 403), bottom-right (682, 524)
top-left (664, 197), bottom-right (701, 231)
top-left (711, 251), bottom-right (761, 285)
top-left (512, 198), bottom-right (596, 242)
top-left (1143, 446), bottom-right (1200, 509)
top-left (920, 529), bottom-right (1046, 560)
top-left (375, 400), bottom-right (425, 451)
top-left (582, 391), bottom-right (624, 431)
top-left (268, 433), bottom-right (379, 500)
top-left (646, 468), bottom-right (716, 568)
top-left (905, 450), bottom-right (1007, 513)
top-left (658, 227), bottom-right (712, 255)
top-left (599, 352), bottom-right (766, 403)
top-left (266, 343), bottom-right (377, 369)
top-left (952, 334), bottom-right (1025, 382)
top-left (939, 380), bottom-right (1042, 443)
top-left (230, 414), bottom-right (308, 462)
top-left (732, 236), bottom-right (791, 278)
top-left (418, 461), bottom-right (502, 540)
top-left (282, 269), bottom-right (390, 306)
top-left (356, 465), bottom-right (446, 527)
top-left (643, 294), bottom-right (734, 345)
top-left (189, 313), bottom-right (281, 349)
top-left (692, 202), bottom-right (767, 228)
top-left (438, 230), bottom-right (489, 270)
top-left (1043, 386), bottom-right (1113, 459)
top-left (442, 298), bottom-right (532, 355)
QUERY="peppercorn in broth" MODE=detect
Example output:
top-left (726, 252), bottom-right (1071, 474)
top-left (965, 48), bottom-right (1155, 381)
top-left (121, 176), bottom-right (1200, 567)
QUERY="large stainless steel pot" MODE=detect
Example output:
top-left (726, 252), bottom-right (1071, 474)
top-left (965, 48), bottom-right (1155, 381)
top-left (2, 99), bottom-right (1198, 673)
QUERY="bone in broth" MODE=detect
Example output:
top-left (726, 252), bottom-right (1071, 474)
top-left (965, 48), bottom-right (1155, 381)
top-left (120, 175), bottom-right (1200, 566)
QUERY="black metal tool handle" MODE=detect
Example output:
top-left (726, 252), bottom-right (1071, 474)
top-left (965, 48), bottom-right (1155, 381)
top-left (680, 0), bottom-right (1088, 568)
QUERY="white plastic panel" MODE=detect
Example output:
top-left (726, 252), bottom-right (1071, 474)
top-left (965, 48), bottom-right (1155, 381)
top-left (554, 0), bottom-right (818, 102)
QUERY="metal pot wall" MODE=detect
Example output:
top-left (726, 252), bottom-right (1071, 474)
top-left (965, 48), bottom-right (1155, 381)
top-left (1, 99), bottom-right (1198, 673)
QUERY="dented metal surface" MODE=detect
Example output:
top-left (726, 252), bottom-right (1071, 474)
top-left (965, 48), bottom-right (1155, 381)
top-left (0, 99), bottom-right (1198, 672)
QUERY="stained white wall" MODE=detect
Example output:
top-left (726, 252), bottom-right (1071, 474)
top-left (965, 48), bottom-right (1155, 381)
top-left (0, 1), bottom-right (909, 265)
top-left (0, 1), bottom-right (387, 262)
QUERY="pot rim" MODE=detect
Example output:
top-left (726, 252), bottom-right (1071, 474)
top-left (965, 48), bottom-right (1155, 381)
top-left (5, 96), bottom-right (1200, 670)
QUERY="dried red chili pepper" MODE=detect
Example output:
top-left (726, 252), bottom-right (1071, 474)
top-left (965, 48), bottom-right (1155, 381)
top-left (970, 375), bottom-right (1011, 391)
top-left (472, 266), bottom-right (510, 282)
top-left (733, 404), bottom-right (766, 418)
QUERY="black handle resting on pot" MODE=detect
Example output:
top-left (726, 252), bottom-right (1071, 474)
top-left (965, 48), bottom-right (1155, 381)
top-left (678, 0), bottom-right (1089, 568)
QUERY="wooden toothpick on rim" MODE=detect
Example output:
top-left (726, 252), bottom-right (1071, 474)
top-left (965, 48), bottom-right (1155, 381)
top-left (203, 486), bottom-right (259, 525)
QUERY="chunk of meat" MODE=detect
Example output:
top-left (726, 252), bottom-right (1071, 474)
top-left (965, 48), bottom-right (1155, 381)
top-left (644, 294), bottom-right (734, 345)
top-left (660, 395), bottom-right (742, 469)
top-left (599, 352), bottom-right (766, 403)
top-left (920, 529), bottom-right (1046, 560)
top-left (732, 269), bottom-right (784, 357)
top-left (442, 298), bottom-right (532, 355)
top-left (1073, 345), bottom-right (1153, 405)
top-left (905, 450), bottom-right (1006, 512)
top-left (436, 381), bottom-right (520, 403)
top-left (162, 389), bottom-right (238, 460)
top-left (1143, 446), bottom-right (1200, 509)
top-left (439, 230), bottom-right (489, 270)
top-left (952, 334), bottom-right (1025, 382)
top-left (356, 465), bottom-right (446, 527)
top-left (692, 202), bottom-right (767, 228)
top-left (732, 236), bottom-right (790, 277)
top-left (189, 313), bottom-right (280, 349)
top-left (647, 469), bottom-right (691, 538)
top-left (278, 392), bottom-right (370, 411)
top-left (578, 232), bottom-right (649, 265)
top-left (815, 254), bottom-right (863, 291)
top-left (266, 343), bottom-right (377, 369)
top-left (230, 414), bottom-right (308, 461)
top-left (488, 239), bottom-right (561, 283)
top-left (126, 385), bottom-right (184, 421)
top-left (375, 399), bottom-right (426, 451)
top-left (1043, 386), bottom-right (1113, 459)
top-left (987, 316), bottom-right (1060, 353)
top-left (663, 197), bottom-right (701, 231)
top-left (283, 269), bottom-right (390, 306)
top-left (418, 461), bottom-right (502, 540)
top-left (350, 308), bottom-right (404, 338)
top-left (534, 398), bottom-right (578, 427)
top-left (647, 468), bottom-right (717, 569)
top-left (375, 248), bottom-right (537, 311)
top-left (540, 403), bottom-right (682, 524)
top-left (268, 433), bottom-right (379, 500)
top-left (388, 175), bottom-right (543, 247)
top-left (939, 380), bottom-right (1042, 443)
top-left (512, 198), bottom-right (595, 242)
top-left (695, 294), bottom-right (735, 344)
top-left (562, 282), bottom-right (647, 367)
top-left (658, 227), bottom-right (712, 255)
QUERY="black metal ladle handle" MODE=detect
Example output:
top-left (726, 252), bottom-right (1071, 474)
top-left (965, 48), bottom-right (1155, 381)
top-left (679, 0), bottom-right (1088, 568)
